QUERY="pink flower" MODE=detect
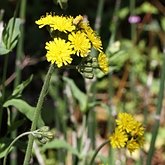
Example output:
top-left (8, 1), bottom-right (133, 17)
top-left (128, 15), bottom-right (141, 24)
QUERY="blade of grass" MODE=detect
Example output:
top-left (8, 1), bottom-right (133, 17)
top-left (87, 0), bottom-right (105, 150)
top-left (106, 0), bottom-right (121, 164)
top-left (146, 50), bottom-right (165, 165)
top-left (11, 0), bottom-right (27, 164)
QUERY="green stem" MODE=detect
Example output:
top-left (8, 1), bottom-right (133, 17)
top-left (94, 0), bottom-right (105, 33)
top-left (130, 0), bottom-right (136, 42)
top-left (11, 1), bottom-right (27, 165)
top-left (146, 53), bottom-right (165, 165)
top-left (14, 0), bottom-right (27, 87)
top-left (23, 64), bottom-right (54, 165)
top-left (1, 55), bottom-right (9, 102)
top-left (86, 0), bottom-right (105, 151)
top-left (107, 0), bottom-right (121, 47)
top-left (89, 139), bottom-right (109, 165)
top-left (106, 0), bottom-right (121, 164)
top-left (3, 131), bottom-right (33, 165)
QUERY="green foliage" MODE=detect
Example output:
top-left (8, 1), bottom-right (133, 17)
top-left (0, 138), bottom-right (13, 158)
top-left (3, 99), bottom-right (44, 127)
top-left (41, 139), bottom-right (79, 157)
top-left (136, 2), bottom-right (158, 14)
top-left (63, 76), bottom-right (88, 112)
top-left (0, 0), bottom-right (165, 164)
top-left (0, 17), bottom-right (22, 55)
top-left (11, 75), bottom-right (33, 98)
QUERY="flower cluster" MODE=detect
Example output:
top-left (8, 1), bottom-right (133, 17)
top-left (109, 113), bottom-right (145, 153)
top-left (35, 14), bottom-right (109, 77)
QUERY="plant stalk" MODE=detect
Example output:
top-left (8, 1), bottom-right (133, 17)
top-left (3, 131), bottom-right (33, 165)
top-left (89, 139), bottom-right (109, 165)
top-left (11, 0), bottom-right (27, 165)
top-left (23, 64), bottom-right (54, 165)
top-left (146, 52), bottom-right (165, 165)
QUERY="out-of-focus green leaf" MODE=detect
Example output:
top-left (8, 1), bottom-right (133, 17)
top-left (161, 17), bottom-right (165, 31)
top-left (11, 75), bottom-right (33, 98)
top-left (41, 139), bottom-right (79, 157)
top-left (63, 77), bottom-right (88, 112)
top-left (144, 20), bottom-right (160, 32)
top-left (117, 7), bottom-right (129, 19)
top-left (136, 2), bottom-right (158, 14)
top-left (0, 17), bottom-right (22, 55)
top-left (3, 99), bottom-right (44, 127)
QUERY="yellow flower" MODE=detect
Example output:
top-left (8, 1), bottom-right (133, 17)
top-left (79, 22), bottom-right (103, 51)
top-left (136, 135), bottom-right (145, 147)
top-left (45, 38), bottom-right (74, 67)
top-left (116, 113), bottom-right (135, 133)
top-left (35, 14), bottom-right (54, 28)
top-left (98, 52), bottom-right (109, 74)
top-left (35, 14), bottom-right (75, 33)
top-left (126, 138), bottom-right (140, 153)
top-left (131, 121), bottom-right (145, 137)
top-left (86, 29), bottom-right (103, 52)
top-left (110, 128), bottom-right (128, 148)
top-left (68, 31), bottom-right (91, 57)
top-left (110, 112), bottom-right (145, 153)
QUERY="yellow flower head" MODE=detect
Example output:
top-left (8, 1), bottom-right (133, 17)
top-left (86, 28), bottom-right (103, 52)
top-left (79, 22), bottom-right (103, 51)
top-left (131, 121), bottom-right (145, 137)
top-left (35, 14), bottom-right (75, 33)
top-left (136, 135), bottom-right (145, 147)
top-left (109, 128), bottom-right (128, 148)
top-left (126, 138), bottom-right (140, 153)
top-left (116, 112), bottom-right (135, 133)
top-left (45, 38), bottom-right (74, 67)
top-left (35, 14), bottom-right (54, 28)
top-left (98, 52), bottom-right (109, 74)
top-left (69, 31), bottom-right (91, 57)
top-left (109, 112), bottom-right (145, 153)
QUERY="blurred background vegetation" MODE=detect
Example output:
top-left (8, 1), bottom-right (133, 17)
top-left (0, 0), bottom-right (165, 164)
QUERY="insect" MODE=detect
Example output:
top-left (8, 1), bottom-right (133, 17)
top-left (73, 15), bottom-right (84, 25)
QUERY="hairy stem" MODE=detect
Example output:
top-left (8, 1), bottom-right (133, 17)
top-left (23, 64), bottom-right (54, 165)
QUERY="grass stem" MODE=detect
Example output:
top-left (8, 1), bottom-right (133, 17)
top-left (146, 52), bottom-right (165, 165)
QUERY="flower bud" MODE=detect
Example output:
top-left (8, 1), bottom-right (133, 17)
top-left (83, 72), bottom-right (94, 79)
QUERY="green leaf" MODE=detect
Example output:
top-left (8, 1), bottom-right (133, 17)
top-left (11, 75), bottom-right (33, 98)
top-left (41, 139), bottom-right (79, 157)
top-left (0, 137), bottom-right (26, 158)
top-left (161, 17), bottom-right (165, 31)
top-left (0, 43), bottom-right (10, 55)
top-left (0, 138), bottom-right (13, 158)
top-left (3, 99), bottom-right (44, 127)
top-left (0, 17), bottom-right (22, 55)
top-left (118, 7), bottom-right (129, 19)
top-left (136, 2), bottom-right (158, 14)
top-left (63, 77), bottom-right (88, 112)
